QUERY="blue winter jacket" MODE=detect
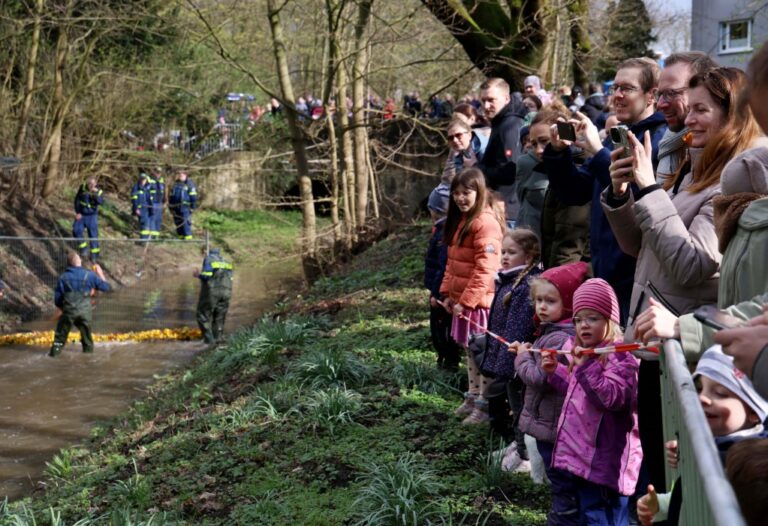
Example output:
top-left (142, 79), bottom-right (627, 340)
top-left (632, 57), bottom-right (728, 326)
top-left (424, 220), bottom-right (448, 298)
top-left (74, 184), bottom-right (104, 216)
top-left (452, 131), bottom-right (489, 174)
top-left (130, 181), bottom-right (152, 214)
top-left (54, 266), bottom-right (111, 309)
top-left (542, 111), bottom-right (667, 322)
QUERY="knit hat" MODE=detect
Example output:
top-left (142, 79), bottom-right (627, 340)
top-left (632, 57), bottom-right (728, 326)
top-left (538, 262), bottom-right (589, 319)
top-left (572, 278), bottom-right (621, 325)
top-left (427, 182), bottom-right (451, 217)
top-left (524, 75), bottom-right (542, 90)
top-left (694, 346), bottom-right (768, 423)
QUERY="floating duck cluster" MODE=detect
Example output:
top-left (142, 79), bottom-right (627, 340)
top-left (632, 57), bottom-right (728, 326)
top-left (0, 327), bottom-right (203, 347)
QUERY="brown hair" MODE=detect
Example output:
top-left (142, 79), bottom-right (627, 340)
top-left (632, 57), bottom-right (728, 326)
top-left (443, 168), bottom-right (494, 246)
top-left (446, 117), bottom-right (472, 135)
top-left (726, 439), bottom-right (768, 526)
top-left (664, 51), bottom-right (718, 76)
top-left (544, 99), bottom-right (570, 116)
top-left (673, 67), bottom-right (762, 194)
top-left (454, 102), bottom-right (489, 127)
top-left (531, 109), bottom-right (568, 127)
top-left (617, 57), bottom-right (661, 92)
top-left (501, 229), bottom-right (541, 306)
top-left (479, 78), bottom-right (510, 96)
top-left (523, 94), bottom-right (542, 111)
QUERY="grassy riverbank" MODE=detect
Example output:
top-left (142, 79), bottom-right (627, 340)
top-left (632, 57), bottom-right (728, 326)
top-left (3, 224), bottom-right (549, 525)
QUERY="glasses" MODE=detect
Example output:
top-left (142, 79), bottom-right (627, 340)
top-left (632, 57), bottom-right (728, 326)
top-left (656, 87), bottom-right (688, 102)
top-left (447, 131), bottom-right (469, 141)
top-left (573, 315), bottom-right (604, 327)
top-left (608, 85), bottom-right (640, 96)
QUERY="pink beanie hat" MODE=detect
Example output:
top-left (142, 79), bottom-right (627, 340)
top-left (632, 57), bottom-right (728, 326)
top-left (572, 278), bottom-right (620, 324)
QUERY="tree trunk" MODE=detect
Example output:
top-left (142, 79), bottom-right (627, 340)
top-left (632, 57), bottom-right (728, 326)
top-left (14, 0), bottom-right (43, 159)
top-left (336, 49), bottom-right (356, 241)
top-left (42, 24), bottom-right (69, 198)
top-left (351, 0), bottom-right (372, 227)
top-left (267, 0), bottom-right (317, 257)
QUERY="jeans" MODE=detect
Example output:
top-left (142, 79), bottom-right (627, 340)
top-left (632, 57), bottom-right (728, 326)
top-left (537, 440), bottom-right (580, 526)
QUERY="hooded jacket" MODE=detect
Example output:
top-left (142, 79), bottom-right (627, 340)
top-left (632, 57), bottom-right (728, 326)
top-left (439, 209), bottom-right (503, 310)
top-left (549, 347), bottom-right (642, 495)
top-left (479, 100), bottom-right (528, 189)
top-left (542, 111), bottom-right (668, 322)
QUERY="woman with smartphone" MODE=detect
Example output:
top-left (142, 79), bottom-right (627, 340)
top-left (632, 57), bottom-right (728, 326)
top-left (602, 67), bottom-right (764, 493)
top-left (441, 116), bottom-right (490, 182)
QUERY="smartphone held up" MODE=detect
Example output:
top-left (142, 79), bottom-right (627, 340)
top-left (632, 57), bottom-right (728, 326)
top-left (693, 305), bottom-right (743, 331)
top-left (556, 121), bottom-right (577, 142)
top-left (610, 125), bottom-right (633, 160)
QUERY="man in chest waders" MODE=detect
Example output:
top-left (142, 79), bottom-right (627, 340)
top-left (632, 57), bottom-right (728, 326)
top-left (49, 252), bottom-right (111, 357)
top-left (193, 247), bottom-right (233, 345)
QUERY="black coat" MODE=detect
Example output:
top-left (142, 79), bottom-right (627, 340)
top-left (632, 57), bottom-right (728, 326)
top-left (479, 100), bottom-right (528, 189)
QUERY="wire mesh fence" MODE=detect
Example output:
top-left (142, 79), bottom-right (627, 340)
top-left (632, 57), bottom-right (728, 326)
top-left (0, 236), bottom-right (206, 334)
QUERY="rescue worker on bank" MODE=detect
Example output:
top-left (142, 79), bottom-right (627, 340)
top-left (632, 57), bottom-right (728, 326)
top-left (147, 166), bottom-right (166, 238)
top-left (168, 171), bottom-right (197, 240)
top-left (193, 247), bottom-right (232, 344)
top-left (73, 177), bottom-right (104, 262)
top-left (130, 171), bottom-right (152, 240)
top-left (49, 251), bottom-right (111, 357)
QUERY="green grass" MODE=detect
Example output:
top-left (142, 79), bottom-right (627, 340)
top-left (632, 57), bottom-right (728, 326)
top-left (7, 223), bottom-right (549, 525)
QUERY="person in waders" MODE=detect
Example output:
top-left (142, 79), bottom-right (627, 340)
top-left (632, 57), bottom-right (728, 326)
top-left (193, 247), bottom-right (232, 345)
top-left (49, 251), bottom-right (111, 357)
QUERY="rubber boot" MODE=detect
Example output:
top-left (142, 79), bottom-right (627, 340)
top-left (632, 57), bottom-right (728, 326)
top-left (49, 342), bottom-right (64, 357)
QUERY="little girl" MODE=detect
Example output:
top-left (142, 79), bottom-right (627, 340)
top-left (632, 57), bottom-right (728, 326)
top-left (440, 167), bottom-right (504, 423)
top-left (543, 278), bottom-right (642, 526)
top-left (480, 229), bottom-right (541, 431)
top-left (509, 261), bottom-right (588, 519)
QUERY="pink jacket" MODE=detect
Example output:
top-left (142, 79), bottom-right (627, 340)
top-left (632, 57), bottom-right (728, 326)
top-left (548, 346), bottom-right (642, 495)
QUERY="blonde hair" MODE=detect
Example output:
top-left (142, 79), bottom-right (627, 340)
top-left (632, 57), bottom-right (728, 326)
top-left (501, 229), bottom-right (541, 307)
top-left (570, 315), bottom-right (624, 369)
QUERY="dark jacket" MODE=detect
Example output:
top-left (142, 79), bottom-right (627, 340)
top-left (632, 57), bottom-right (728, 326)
top-left (482, 266), bottom-right (541, 379)
top-left (542, 111), bottom-right (667, 322)
top-left (479, 100), bottom-right (528, 189)
top-left (580, 94), bottom-right (607, 129)
top-left (515, 321), bottom-right (575, 443)
top-left (74, 184), bottom-right (104, 216)
top-left (169, 179), bottom-right (198, 210)
top-left (130, 180), bottom-right (152, 215)
top-left (424, 220), bottom-right (448, 298)
top-left (54, 266), bottom-right (111, 309)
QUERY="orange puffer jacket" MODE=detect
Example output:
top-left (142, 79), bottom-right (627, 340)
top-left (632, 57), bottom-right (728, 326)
top-left (440, 209), bottom-right (503, 309)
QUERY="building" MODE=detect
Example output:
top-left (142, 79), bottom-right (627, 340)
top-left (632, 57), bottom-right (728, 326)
top-left (691, 0), bottom-right (768, 68)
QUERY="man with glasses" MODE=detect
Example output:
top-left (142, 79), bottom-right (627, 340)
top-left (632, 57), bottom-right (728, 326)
top-left (542, 57), bottom-right (667, 324)
top-left (655, 52), bottom-right (718, 183)
top-left (478, 78), bottom-right (529, 226)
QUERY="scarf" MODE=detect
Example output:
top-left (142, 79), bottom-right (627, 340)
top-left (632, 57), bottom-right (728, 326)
top-left (657, 128), bottom-right (689, 184)
top-left (713, 192), bottom-right (764, 253)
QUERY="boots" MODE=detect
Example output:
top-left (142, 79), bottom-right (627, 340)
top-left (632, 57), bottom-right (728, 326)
top-left (49, 342), bottom-right (64, 357)
top-left (454, 393), bottom-right (476, 417)
top-left (462, 398), bottom-right (490, 424)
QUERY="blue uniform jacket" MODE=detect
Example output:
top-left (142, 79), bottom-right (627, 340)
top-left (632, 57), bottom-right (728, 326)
top-left (542, 111), bottom-right (667, 320)
top-left (169, 180), bottom-right (198, 210)
top-left (147, 174), bottom-right (165, 205)
top-left (198, 250), bottom-right (232, 282)
top-left (54, 266), bottom-right (111, 309)
top-left (130, 181), bottom-right (152, 214)
top-left (74, 184), bottom-right (104, 216)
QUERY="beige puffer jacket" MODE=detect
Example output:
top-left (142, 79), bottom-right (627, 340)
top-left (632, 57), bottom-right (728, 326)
top-left (600, 148), bottom-right (721, 343)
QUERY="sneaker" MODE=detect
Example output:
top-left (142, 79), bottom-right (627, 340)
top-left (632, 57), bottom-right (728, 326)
top-left (513, 459), bottom-right (532, 473)
top-left (454, 395), bottom-right (476, 417)
top-left (462, 401), bottom-right (490, 425)
top-left (502, 450), bottom-right (523, 472)
top-left (492, 442), bottom-right (517, 461)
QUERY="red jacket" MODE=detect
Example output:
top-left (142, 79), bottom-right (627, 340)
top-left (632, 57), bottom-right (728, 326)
top-left (440, 209), bottom-right (503, 309)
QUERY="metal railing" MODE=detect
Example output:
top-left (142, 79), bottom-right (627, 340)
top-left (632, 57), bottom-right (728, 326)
top-left (660, 339), bottom-right (746, 526)
top-left (192, 123), bottom-right (243, 159)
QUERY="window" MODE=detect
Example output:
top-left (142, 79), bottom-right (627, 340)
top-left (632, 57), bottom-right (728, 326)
top-left (720, 19), bottom-right (753, 53)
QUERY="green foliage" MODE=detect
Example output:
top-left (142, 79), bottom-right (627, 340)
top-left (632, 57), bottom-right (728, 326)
top-left (352, 453), bottom-right (443, 526)
top-left (303, 387), bottom-right (363, 434)
top-left (477, 438), bottom-right (508, 491)
top-left (595, 0), bottom-right (657, 80)
top-left (108, 460), bottom-right (151, 511)
top-left (387, 353), bottom-right (460, 395)
top-left (289, 346), bottom-right (372, 388)
top-left (44, 450), bottom-right (77, 484)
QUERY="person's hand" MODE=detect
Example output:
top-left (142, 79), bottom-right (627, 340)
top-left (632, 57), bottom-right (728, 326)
top-left (429, 296), bottom-right (438, 308)
top-left (637, 485), bottom-right (659, 526)
top-left (634, 298), bottom-right (680, 343)
top-left (443, 298), bottom-right (454, 314)
top-left (508, 341), bottom-right (531, 354)
top-left (572, 112), bottom-right (603, 156)
top-left (75, 213), bottom-right (82, 221)
top-left (541, 350), bottom-right (557, 373)
top-left (452, 303), bottom-right (465, 317)
top-left (462, 150), bottom-right (477, 168)
top-left (714, 324), bottom-right (768, 377)
top-left (572, 346), bottom-right (592, 366)
top-left (192, 269), bottom-right (200, 278)
top-left (665, 440), bottom-right (679, 469)
top-left (748, 303), bottom-right (768, 326)
top-left (628, 131), bottom-right (656, 190)
top-left (609, 146), bottom-right (634, 197)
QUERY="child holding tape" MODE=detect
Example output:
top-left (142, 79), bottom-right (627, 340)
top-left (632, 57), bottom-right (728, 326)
top-left (542, 278), bottom-right (642, 526)
top-left (440, 168), bottom-right (505, 423)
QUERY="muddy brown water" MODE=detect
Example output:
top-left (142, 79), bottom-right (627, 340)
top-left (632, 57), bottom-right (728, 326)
top-left (0, 259), bottom-right (301, 500)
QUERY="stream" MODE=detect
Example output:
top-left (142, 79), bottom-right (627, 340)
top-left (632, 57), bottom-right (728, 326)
top-left (0, 258), bottom-right (301, 500)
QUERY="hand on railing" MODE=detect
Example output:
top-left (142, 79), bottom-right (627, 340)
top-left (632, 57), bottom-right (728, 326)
top-left (665, 439), bottom-right (679, 469)
top-left (637, 485), bottom-right (659, 526)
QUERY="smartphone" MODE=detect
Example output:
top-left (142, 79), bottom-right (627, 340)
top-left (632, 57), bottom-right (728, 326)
top-left (693, 305), bottom-right (743, 331)
top-left (556, 121), bottom-right (577, 142)
top-left (610, 125), bottom-right (632, 159)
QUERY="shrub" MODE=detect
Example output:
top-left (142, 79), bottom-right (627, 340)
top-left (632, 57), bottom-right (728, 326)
top-left (303, 387), bottom-right (362, 434)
